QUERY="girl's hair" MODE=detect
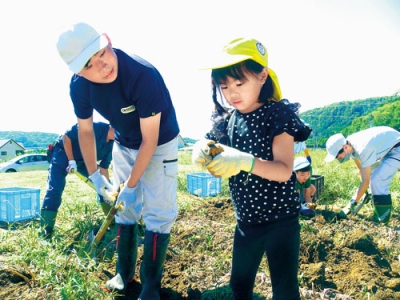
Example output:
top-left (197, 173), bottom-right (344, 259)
top-left (206, 59), bottom-right (274, 142)
top-left (211, 59), bottom-right (274, 110)
top-left (206, 60), bottom-right (312, 143)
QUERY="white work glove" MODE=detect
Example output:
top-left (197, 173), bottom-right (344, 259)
top-left (89, 170), bottom-right (114, 201)
top-left (66, 160), bottom-right (77, 174)
top-left (192, 139), bottom-right (214, 167)
top-left (206, 145), bottom-right (255, 178)
top-left (115, 184), bottom-right (137, 214)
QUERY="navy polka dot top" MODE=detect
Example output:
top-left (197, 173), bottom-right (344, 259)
top-left (208, 100), bottom-right (303, 224)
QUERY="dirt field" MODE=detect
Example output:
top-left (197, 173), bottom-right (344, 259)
top-left (1, 197), bottom-right (400, 300)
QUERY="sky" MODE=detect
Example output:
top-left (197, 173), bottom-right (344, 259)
top-left (1, 0), bottom-right (399, 139)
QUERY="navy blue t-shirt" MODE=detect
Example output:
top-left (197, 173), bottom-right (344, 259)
top-left (69, 49), bottom-right (179, 149)
top-left (57, 122), bottom-right (113, 169)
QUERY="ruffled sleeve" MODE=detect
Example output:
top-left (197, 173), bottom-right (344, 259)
top-left (267, 99), bottom-right (312, 142)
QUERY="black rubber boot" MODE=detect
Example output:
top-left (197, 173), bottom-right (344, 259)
top-left (372, 194), bottom-right (392, 223)
top-left (40, 209), bottom-right (58, 240)
top-left (106, 224), bottom-right (138, 293)
top-left (138, 231), bottom-right (170, 300)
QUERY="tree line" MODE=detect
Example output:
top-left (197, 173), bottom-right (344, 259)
top-left (0, 131), bottom-right (59, 150)
top-left (300, 95), bottom-right (400, 148)
top-left (1, 94), bottom-right (399, 150)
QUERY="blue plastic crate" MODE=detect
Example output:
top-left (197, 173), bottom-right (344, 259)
top-left (0, 187), bottom-right (40, 222)
top-left (187, 172), bottom-right (221, 197)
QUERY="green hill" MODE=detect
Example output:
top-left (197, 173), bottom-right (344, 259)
top-left (0, 131), bottom-right (59, 150)
top-left (1, 94), bottom-right (399, 150)
top-left (299, 95), bottom-right (399, 148)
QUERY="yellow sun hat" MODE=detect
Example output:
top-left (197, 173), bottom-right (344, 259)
top-left (202, 37), bottom-right (282, 101)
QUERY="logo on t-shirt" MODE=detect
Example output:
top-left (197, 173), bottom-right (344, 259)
top-left (121, 105), bottom-right (135, 114)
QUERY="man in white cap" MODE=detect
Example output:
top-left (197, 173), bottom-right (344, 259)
top-left (325, 126), bottom-right (400, 222)
top-left (56, 22), bottom-right (180, 298)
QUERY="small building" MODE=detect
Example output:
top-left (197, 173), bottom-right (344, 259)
top-left (0, 139), bottom-right (25, 161)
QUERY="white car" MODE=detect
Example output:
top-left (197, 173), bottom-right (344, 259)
top-left (0, 154), bottom-right (49, 173)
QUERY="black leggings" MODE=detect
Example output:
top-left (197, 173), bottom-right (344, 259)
top-left (230, 216), bottom-right (301, 300)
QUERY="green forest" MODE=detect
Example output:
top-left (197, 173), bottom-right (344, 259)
top-left (0, 94), bottom-right (399, 150)
top-left (0, 131), bottom-right (59, 151)
top-left (299, 95), bottom-right (400, 148)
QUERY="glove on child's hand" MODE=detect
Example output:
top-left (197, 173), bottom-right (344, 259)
top-left (206, 144), bottom-right (254, 178)
top-left (192, 139), bottom-right (224, 167)
top-left (89, 170), bottom-right (114, 201)
top-left (66, 160), bottom-right (77, 173)
top-left (306, 155), bottom-right (312, 164)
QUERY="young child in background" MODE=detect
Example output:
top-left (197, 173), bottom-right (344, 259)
top-left (193, 37), bottom-right (311, 300)
top-left (293, 156), bottom-right (317, 217)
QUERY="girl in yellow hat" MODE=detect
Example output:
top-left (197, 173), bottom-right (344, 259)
top-left (193, 37), bottom-right (311, 299)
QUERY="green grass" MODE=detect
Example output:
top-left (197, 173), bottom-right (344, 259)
top-left (0, 149), bottom-right (399, 299)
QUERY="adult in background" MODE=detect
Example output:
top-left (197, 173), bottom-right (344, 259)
top-left (294, 120), bottom-right (312, 164)
top-left (325, 126), bottom-right (400, 222)
top-left (40, 122), bottom-right (114, 239)
top-left (294, 141), bottom-right (312, 163)
top-left (56, 22), bottom-right (180, 298)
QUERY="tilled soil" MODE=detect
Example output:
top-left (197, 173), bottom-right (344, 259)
top-left (1, 198), bottom-right (400, 300)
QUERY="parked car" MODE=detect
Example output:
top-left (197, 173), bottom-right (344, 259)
top-left (0, 154), bottom-right (49, 173)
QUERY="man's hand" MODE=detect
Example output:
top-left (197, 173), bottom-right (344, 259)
top-left (192, 140), bottom-right (224, 168)
top-left (89, 170), bottom-right (114, 201)
top-left (206, 144), bottom-right (254, 178)
top-left (66, 160), bottom-right (77, 174)
top-left (115, 184), bottom-right (137, 214)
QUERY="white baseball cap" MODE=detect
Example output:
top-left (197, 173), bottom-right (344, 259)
top-left (56, 22), bottom-right (109, 73)
top-left (293, 157), bottom-right (310, 171)
top-left (325, 133), bottom-right (346, 162)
